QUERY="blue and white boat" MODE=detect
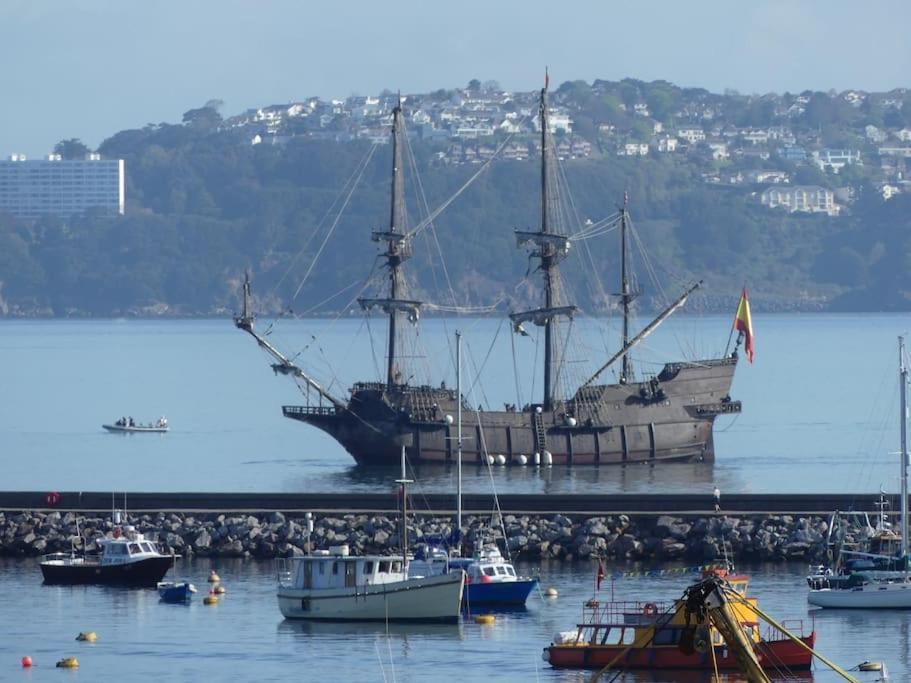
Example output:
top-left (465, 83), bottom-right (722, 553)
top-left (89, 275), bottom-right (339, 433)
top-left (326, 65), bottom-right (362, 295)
top-left (410, 543), bottom-right (538, 606)
top-left (158, 581), bottom-right (197, 603)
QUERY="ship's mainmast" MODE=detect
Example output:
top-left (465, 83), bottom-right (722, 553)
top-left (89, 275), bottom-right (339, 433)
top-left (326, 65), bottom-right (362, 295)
top-left (358, 98), bottom-right (421, 390)
top-left (511, 76), bottom-right (576, 411)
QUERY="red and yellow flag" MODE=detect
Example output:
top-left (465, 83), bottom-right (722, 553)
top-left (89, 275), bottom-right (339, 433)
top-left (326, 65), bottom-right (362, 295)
top-left (733, 288), bottom-right (754, 363)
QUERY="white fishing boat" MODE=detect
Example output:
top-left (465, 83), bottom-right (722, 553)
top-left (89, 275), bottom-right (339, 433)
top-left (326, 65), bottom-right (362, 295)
top-left (808, 336), bottom-right (911, 608)
top-left (103, 417), bottom-right (169, 433)
top-left (277, 544), bottom-right (464, 621)
top-left (276, 448), bottom-right (464, 622)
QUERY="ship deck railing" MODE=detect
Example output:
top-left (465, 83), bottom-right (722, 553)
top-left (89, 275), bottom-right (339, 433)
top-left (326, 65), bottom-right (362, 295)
top-left (763, 618), bottom-right (812, 640)
top-left (577, 599), bottom-right (677, 627)
top-left (283, 405), bottom-right (337, 417)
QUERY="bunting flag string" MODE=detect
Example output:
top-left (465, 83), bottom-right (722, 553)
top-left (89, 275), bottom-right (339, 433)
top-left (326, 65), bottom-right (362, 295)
top-left (607, 563), bottom-right (727, 580)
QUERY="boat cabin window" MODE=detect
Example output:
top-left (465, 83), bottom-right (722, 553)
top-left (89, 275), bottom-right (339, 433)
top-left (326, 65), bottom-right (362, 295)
top-left (319, 561), bottom-right (326, 575)
top-left (345, 561), bottom-right (356, 588)
top-left (128, 543), bottom-right (141, 554)
top-left (391, 561), bottom-right (402, 573)
top-left (622, 628), bottom-right (635, 645)
top-left (141, 543), bottom-right (155, 553)
top-left (332, 562), bottom-right (339, 575)
top-left (483, 567), bottom-right (496, 577)
top-left (495, 566), bottom-right (507, 576)
top-left (364, 561), bottom-right (374, 574)
top-left (600, 627), bottom-right (622, 645)
top-left (506, 567), bottom-right (516, 576)
top-left (379, 561), bottom-right (390, 573)
top-left (107, 544), bottom-right (127, 555)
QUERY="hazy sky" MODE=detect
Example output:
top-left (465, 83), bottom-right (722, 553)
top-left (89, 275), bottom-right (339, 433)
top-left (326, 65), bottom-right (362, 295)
top-left (2, 0), bottom-right (910, 155)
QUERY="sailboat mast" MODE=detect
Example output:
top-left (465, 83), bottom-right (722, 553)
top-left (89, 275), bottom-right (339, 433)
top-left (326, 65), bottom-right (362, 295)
top-left (386, 101), bottom-right (405, 389)
top-left (456, 331), bottom-right (463, 543)
top-left (619, 198), bottom-right (633, 383)
top-left (900, 336), bottom-right (908, 560)
top-left (540, 81), bottom-right (556, 411)
top-left (397, 445), bottom-right (412, 569)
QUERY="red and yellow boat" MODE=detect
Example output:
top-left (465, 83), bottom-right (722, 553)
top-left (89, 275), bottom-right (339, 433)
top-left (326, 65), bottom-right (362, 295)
top-left (544, 569), bottom-right (815, 671)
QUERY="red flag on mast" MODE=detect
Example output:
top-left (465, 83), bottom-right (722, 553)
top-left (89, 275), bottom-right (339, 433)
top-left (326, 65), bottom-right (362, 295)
top-left (733, 288), bottom-right (754, 363)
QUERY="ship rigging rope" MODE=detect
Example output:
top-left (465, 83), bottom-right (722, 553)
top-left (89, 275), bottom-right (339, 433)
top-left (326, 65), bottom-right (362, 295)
top-left (404, 122), bottom-right (527, 241)
top-left (288, 143), bottom-right (380, 305)
top-left (267, 142), bottom-right (379, 306)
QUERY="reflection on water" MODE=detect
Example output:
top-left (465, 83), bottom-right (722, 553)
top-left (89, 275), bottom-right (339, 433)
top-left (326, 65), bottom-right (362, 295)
top-left (0, 557), bottom-right (902, 682)
top-left (287, 460), bottom-right (719, 496)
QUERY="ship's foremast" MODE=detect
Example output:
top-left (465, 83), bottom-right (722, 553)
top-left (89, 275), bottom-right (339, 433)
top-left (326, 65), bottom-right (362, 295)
top-left (357, 98), bottom-right (421, 391)
top-left (234, 273), bottom-right (346, 410)
top-left (510, 76), bottom-right (576, 411)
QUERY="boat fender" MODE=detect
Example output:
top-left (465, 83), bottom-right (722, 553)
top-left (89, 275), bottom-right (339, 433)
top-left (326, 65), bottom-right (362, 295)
top-left (642, 602), bottom-right (658, 615)
top-left (75, 632), bottom-right (97, 642)
top-left (56, 657), bottom-right (79, 668)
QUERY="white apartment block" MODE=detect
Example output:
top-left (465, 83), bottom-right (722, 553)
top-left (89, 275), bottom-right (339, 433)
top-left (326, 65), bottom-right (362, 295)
top-left (760, 185), bottom-right (839, 216)
top-left (0, 154), bottom-right (125, 219)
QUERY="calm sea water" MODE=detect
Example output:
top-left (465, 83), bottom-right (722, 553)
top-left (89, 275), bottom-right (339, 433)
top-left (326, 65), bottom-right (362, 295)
top-left (0, 558), bottom-right (902, 682)
top-left (1, 314), bottom-right (911, 495)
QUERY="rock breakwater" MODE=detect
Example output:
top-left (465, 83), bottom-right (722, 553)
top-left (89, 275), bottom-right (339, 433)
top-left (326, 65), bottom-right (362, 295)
top-left (0, 509), bottom-right (855, 563)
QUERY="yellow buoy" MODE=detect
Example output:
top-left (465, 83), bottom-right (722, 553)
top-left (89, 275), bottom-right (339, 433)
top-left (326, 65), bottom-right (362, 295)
top-left (75, 631), bottom-right (97, 642)
top-left (203, 595), bottom-right (219, 605)
top-left (208, 570), bottom-right (221, 583)
top-left (214, 585), bottom-right (226, 594)
top-left (543, 587), bottom-right (559, 598)
top-left (474, 614), bottom-right (496, 625)
top-left (56, 657), bottom-right (79, 668)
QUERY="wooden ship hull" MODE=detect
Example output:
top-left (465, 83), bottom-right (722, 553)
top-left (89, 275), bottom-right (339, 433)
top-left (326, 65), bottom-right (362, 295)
top-left (284, 357), bottom-right (739, 466)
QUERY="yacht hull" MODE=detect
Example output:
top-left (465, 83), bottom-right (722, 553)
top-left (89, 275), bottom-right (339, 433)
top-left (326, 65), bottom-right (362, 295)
top-left (808, 584), bottom-right (911, 608)
top-left (278, 571), bottom-right (464, 621)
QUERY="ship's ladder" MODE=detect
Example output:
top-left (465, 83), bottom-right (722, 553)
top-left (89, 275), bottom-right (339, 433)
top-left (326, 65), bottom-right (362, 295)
top-left (533, 409), bottom-right (547, 453)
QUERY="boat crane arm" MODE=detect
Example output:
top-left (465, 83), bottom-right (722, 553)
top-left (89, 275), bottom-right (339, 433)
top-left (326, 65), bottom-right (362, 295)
top-left (234, 274), bottom-right (347, 410)
top-left (581, 281), bottom-right (702, 388)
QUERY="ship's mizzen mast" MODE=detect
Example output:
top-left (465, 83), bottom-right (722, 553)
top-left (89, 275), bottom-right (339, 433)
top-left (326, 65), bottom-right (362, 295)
top-left (358, 98), bottom-right (421, 390)
top-left (234, 273), bottom-right (346, 409)
top-left (510, 74), bottom-right (575, 411)
top-left (618, 195), bottom-right (637, 383)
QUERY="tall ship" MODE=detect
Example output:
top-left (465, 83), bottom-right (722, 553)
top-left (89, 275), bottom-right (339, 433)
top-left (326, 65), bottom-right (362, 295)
top-left (236, 81), bottom-right (742, 467)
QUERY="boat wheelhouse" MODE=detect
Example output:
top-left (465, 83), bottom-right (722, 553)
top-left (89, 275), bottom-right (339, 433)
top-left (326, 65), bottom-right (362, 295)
top-left (276, 545), bottom-right (464, 622)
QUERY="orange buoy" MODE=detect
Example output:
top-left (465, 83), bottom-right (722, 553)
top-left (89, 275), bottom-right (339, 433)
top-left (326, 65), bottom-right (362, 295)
top-left (21, 656), bottom-right (32, 668)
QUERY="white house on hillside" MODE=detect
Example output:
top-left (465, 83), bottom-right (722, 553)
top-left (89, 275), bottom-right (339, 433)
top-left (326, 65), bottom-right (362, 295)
top-left (760, 185), bottom-right (839, 216)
